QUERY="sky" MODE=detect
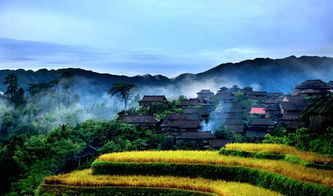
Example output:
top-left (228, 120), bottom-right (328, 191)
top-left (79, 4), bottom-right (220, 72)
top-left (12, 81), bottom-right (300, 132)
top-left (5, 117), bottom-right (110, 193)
top-left (0, 0), bottom-right (332, 77)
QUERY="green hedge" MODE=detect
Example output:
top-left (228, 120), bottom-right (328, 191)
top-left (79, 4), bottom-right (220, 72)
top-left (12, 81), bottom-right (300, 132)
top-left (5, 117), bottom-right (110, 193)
top-left (39, 184), bottom-right (214, 196)
top-left (219, 148), bottom-right (333, 169)
top-left (92, 161), bottom-right (333, 196)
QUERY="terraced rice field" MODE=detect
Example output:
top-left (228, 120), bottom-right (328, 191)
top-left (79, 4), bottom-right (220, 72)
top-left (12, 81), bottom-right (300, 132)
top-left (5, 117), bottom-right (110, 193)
top-left (98, 150), bottom-right (333, 187)
top-left (41, 146), bottom-right (333, 196)
top-left (43, 169), bottom-right (282, 196)
top-left (225, 143), bottom-right (333, 164)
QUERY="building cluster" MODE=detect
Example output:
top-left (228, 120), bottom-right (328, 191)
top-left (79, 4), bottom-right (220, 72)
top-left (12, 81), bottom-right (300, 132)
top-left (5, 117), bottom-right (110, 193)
top-left (118, 79), bottom-right (333, 149)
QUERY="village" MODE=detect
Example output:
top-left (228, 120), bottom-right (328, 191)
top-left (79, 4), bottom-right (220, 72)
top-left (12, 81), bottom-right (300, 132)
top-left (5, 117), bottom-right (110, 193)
top-left (118, 79), bottom-right (333, 149)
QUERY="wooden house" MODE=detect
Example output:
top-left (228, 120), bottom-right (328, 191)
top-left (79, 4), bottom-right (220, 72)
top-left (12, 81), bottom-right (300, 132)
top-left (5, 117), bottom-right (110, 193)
top-left (119, 114), bottom-right (159, 127)
top-left (139, 95), bottom-right (168, 107)
top-left (224, 118), bottom-right (244, 133)
top-left (280, 114), bottom-right (303, 132)
top-left (75, 145), bottom-right (99, 166)
top-left (197, 89), bottom-right (214, 100)
top-left (265, 104), bottom-right (282, 120)
top-left (161, 119), bottom-right (202, 132)
top-left (293, 80), bottom-right (330, 96)
top-left (174, 131), bottom-right (228, 149)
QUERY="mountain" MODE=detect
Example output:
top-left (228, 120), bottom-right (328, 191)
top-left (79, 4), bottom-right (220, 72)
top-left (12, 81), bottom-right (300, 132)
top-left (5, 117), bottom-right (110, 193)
top-left (1, 56), bottom-right (333, 94)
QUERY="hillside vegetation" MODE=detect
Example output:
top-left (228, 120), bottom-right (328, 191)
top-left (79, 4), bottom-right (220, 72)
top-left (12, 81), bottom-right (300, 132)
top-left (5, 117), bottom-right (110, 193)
top-left (219, 143), bottom-right (333, 169)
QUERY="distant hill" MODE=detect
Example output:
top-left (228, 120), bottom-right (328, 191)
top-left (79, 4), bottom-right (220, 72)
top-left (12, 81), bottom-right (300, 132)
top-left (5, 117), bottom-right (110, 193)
top-left (1, 56), bottom-right (333, 94)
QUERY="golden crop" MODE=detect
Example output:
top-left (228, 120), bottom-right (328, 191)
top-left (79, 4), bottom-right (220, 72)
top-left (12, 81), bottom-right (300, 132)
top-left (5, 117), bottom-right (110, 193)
top-left (225, 143), bottom-right (333, 164)
top-left (44, 169), bottom-right (282, 196)
top-left (98, 150), bottom-right (333, 187)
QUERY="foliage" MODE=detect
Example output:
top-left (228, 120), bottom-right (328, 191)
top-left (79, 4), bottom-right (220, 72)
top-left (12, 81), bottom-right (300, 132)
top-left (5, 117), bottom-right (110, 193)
top-left (263, 127), bottom-right (333, 155)
top-left (108, 83), bottom-right (136, 109)
top-left (219, 147), bottom-right (332, 169)
top-left (3, 73), bottom-right (26, 107)
top-left (0, 119), bottom-right (164, 195)
top-left (301, 95), bottom-right (333, 133)
top-left (224, 143), bottom-right (333, 164)
top-left (214, 126), bottom-right (247, 142)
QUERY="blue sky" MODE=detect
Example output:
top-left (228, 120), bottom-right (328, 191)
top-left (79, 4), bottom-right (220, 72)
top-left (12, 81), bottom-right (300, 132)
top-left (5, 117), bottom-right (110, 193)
top-left (0, 0), bottom-right (332, 76)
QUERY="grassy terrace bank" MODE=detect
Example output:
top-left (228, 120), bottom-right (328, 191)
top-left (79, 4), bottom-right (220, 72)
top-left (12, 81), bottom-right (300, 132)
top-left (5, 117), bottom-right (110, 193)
top-left (40, 169), bottom-right (282, 196)
top-left (224, 143), bottom-right (333, 164)
top-left (96, 150), bottom-right (333, 187)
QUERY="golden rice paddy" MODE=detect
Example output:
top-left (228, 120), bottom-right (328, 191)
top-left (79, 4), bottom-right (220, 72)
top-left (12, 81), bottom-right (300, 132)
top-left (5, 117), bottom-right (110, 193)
top-left (44, 169), bottom-right (282, 196)
top-left (98, 150), bottom-right (333, 187)
top-left (225, 143), bottom-right (333, 164)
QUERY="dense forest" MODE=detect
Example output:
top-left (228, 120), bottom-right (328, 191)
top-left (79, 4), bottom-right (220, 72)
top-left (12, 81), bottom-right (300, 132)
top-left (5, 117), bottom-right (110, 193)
top-left (0, 72), bottom-right (332, 195)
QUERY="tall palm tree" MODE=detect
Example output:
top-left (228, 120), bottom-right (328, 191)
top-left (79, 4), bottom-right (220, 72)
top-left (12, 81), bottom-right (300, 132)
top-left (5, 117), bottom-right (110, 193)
top-left (108, 83), bottom-right (136, 110)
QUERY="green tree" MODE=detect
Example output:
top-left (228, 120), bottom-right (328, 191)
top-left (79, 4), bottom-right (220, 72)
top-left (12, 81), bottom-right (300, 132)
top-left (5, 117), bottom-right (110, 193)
top-left (3, 73), bottom-right (25, 106)
top-left (108, 83), bottom-right (136, 109)
top-left (3, 73), bottom-right (18, 102)
top-left (58, 72), bottom-right (77, 106)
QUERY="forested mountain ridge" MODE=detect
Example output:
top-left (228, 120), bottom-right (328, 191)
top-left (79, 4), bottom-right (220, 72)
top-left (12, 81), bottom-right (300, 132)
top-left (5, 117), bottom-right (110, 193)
top-left (1, 55), bottom-right (333, 93)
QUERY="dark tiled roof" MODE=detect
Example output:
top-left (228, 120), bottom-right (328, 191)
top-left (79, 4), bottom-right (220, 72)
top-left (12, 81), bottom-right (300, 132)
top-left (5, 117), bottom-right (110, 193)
top-left (197, 89), bottom-right (214, 94)
top-left (280, 102), bottom-right (306, 111)
top-left (282, 95), bottom-right (307, 105)
top-left (283, 120), bottom-right (303, 129)
top-left (182, 108), bottom-right (209, 115)
top-left (246, 91), bottom-right (268, 97)
top-left (227, 108), bottom-right (243, 113)
top-left (266, 92), bottom-right (284, 97)
top-left (250, 118), bottom-right (274, 126)
top-left (281, 114), bottom-right (299, 120)
top-left (207, 139), bottom-right (229, 148)
top-left (329, 81), bottom-right (333, 88)
top-left (264, 97), bottom-right (282, 104)
top-left (178, 131), bottom-right (216, 139)
top-left (224, 118), bottom-right (243, 125)
top-left (163, 113), bottom-right (189, 120)
top-left (265, 104), bottom-right (280, 111)
top-left (177, 98), bottom-right (205, 106)
top-left (295, 80), bottom-right (330, 90)
top-left (243, 87), bottom-right (253, 91)
top-left (161, 119), bottom-right (202, 129)
top-left (163, 113), bottom-right (203, 121)
top-left (140, 95), bottom-right (167, 102)
top-left (218, 87), bottom-right (229, 92)
top-left (224, 113), bottom-right (243, 119)
top-left (120, 115), bottom-right (159, 124)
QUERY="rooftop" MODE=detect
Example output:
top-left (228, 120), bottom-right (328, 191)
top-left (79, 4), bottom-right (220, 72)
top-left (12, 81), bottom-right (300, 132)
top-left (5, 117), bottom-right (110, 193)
top-left (250, 118), bottom-right (274, 126)
top-left (295, 80), bottom-right (330, 90)
top-left (177, 98), bottom-right (206, 106)
top-left (282, 95), bottom-right (307, 105)
top-left (120, 115), bottom-right (159, 124)
top-left (280, 102), bottom-right (306, 111)
top-left (197, 89), bottom-right (214, 94)
top-left (224, 118), bottom-right (244, 125)
top-left (139, 95), bottom-right (167, 102)
top-left (281, 114), bottom-right (299, 121)
top-left (161, 119), bottom-right (202, 129)
top-left (250, 107), bottom-right (266, 114)
top-left (178, 131), bottom-right (216, 139)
